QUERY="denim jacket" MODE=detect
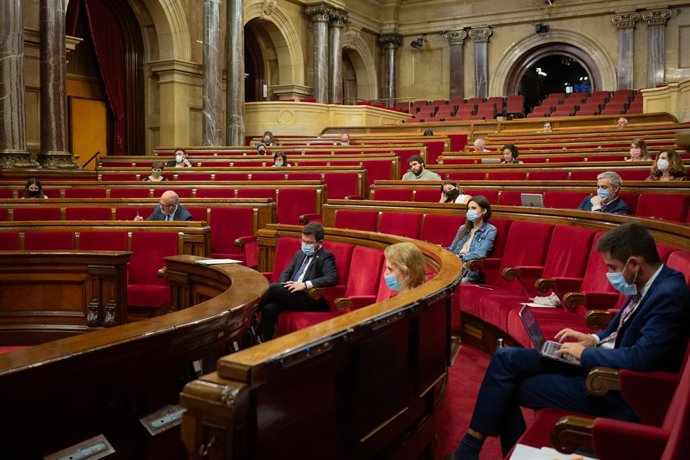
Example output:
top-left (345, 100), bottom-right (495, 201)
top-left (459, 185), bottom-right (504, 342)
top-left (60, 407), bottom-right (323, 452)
top-left (447, 221), bottom-right (497, 282)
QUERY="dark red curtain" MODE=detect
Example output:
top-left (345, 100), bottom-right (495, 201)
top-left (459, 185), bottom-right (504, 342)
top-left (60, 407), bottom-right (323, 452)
top-left (66, 0), bottom-right (126, 154)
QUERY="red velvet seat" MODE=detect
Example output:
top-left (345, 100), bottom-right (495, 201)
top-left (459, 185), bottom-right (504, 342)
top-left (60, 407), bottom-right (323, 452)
top-left (527, 171), bottom-right (569, 181)
top-left (618, 192), bottom-right (639, 215)
top-left (207, 207), bottom-right (257, 265)
top-left (110, 188), bottom-right (150, 198)
top-left (214, 173), bottom-right (248, 181)
top-left (448, 172), bottom-right (486, 181)
top-left (114, 206), bottom-right (151, 220)
top-left (569, 170), bottom-right (602, 181)
top-left (324, 172), bottom-right (358, 199)
top-left (264, 237), bottom-right (302, 283)
top-left (152, 187), bottom-right (193, 198)
top-left (372, 188), bottom-right (413, 202)
top-left (195, 188), bottom-right (236, 198)
top-left (24, 231), bottom-right (75, 250)
top-left (486, 171), bottom-right (526, 181)
top-left (419, 213), bottom-right (464, 246)
top-left (0, 208), bottom-right (8, 221)
top-left (100, 173), bottom-right (138, 181)
top-left (543, 191), bottom-right (590, 209)
top-left (0, 189), bottom-right (14, 198)
top-left (666, 251), bottom-right (690, 287)
top-left (464, 189), bottom-right (498, 204)
top-left (13, 207), bottom-right (62, 221)
top-left (65, 207), bottom-right (113, 221)
top-left (378, 212), bottom-right (422, 239)
top-left (276, 188), bottom-right (320, 224)
top-left (618, 169), bottom-right (651, 181)
top-left (478, 225), bottom-right (594, 334)
top-left (413, 189), bottom-right (442, 203)
top-left (252, 172), bottom-right (285, 181)
top-left (175, 173), bottom-right (212, 181)
top-left (636, 194), bottom-right (689, 223)
top-left (237, 188), bottom-right (275, 200)
top-left (333, 209), bottom-right (378, 232)
top-left (460, 221), bottom-right (554, 317)
top-left (63, 188), bottom-right (107, 198)
top-left (127, 231), bottom-right (179, 319)
top-left (78, 231), bottom-right (129, 251)
top-left (497, 190), bottom-right (530, 206)
top-left (183, 206), bottom-right (208, 222)
top-left (0, 231), bottom-right (20, 250)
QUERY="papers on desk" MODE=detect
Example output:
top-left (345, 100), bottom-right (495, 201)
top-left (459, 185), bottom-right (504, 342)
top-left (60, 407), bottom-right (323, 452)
top-left (510, 444), bottom-right (594, 460)
top-left (510, 444), bottom-right (597, 460)
top-left (521, 302), bottom-right (557, 308)
top-left (195, 258), bottom-right (242, 265)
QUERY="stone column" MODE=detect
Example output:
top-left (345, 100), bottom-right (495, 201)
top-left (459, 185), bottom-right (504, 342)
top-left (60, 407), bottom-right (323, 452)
top-left (378, 34), bottom-right (402, 108)
top-left (0, 0), bottom-right (37, 168)
top-left (469, 27), bottom-right (492, 99)
top-left (328, 10), bottom-right (347, 104)
top-left (612, 12), bottom-right (640, 90)
top-left (444, 30), bottom-right (467, 100)
top-left (37, 0), bottom-right (77, 168)
top-left (642, 8), bottom-right (672, 88)
top-left (202, 0), bottom-right (222, 146)
top-left (306, 4), bottom-right (331, 104)
top-left (226, 0), bottom-right (245, 146)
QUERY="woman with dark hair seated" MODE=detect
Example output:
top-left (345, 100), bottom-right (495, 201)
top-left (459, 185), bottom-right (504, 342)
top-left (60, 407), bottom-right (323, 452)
top-left (23, 177), bottom-right (48, 199)
top-left (646, 149), bottom-right (687, 181)
top-left (500, 144), bottom-right (522, 164)
top-left (447, 196), bottom-right (497, 283)
top-left (143, 160), bottom-right (167, 182)
top-left (272, 151), bottom-right (290, 167)
top-left (439, 180), bottom-right (472, 204)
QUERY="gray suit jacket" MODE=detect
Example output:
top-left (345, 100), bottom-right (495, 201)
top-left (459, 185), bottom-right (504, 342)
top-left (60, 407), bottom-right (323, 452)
top-left (146, 204), bottom-right (193, 221)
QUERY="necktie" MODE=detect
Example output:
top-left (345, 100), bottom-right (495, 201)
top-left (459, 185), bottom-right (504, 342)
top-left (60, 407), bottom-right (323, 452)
top-left (291, 256), bottom-right (312, 282)
top-left (166, 214), bottom-right (172, 221)
top-left (600, 294), bottom-right (641, 346)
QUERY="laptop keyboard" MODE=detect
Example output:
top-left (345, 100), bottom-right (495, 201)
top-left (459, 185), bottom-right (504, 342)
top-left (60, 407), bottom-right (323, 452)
top-left (543, 341), bottom-right (561, 356)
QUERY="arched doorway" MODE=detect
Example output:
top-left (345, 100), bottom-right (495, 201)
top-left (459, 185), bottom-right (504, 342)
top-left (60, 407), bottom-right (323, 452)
top-left (66, 0), bottom-right (144, 155)
top-left (342, 52), bottom-right (357, 104)
top-left (506, 43), bottom-right (601, 113)
top-left (245, 28), bottom-right (266, 102)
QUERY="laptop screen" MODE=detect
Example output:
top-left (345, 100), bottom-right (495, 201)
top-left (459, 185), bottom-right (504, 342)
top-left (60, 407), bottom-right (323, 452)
top-left (520, 193), bottom-right (544, 208)
top-left (519, 306), bottom-right (546, 350)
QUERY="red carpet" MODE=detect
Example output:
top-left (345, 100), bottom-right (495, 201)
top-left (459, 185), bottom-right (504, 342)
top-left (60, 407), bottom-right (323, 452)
top-left (436, 345), bottom-right (534, 460)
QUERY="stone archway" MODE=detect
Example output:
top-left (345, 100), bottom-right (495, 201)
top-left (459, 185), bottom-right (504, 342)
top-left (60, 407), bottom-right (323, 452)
top-left (342, 30), bottom-right (378, 102)
top-left (490, 28), bottom-right (616, 96)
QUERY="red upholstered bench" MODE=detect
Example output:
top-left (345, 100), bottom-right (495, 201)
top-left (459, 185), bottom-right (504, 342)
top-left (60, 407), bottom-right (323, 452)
top-left (378, 212), bottom-right (422, 239)
top-left (333, 209), bottom-right (378, 232)
top-left (13, 207), bottom-right (62, 221)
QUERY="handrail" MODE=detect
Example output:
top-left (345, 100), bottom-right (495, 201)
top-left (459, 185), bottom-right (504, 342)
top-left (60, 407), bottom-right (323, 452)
top-left (82, 150), bottom-right (101, 168)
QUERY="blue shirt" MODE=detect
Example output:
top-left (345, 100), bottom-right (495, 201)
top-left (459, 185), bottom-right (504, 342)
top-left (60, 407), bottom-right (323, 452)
top-left (448, 221), bottom-right (497, 282)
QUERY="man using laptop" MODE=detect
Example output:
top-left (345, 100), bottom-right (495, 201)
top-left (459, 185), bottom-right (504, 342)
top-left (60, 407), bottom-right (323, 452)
top-left (450, 223), bottom-right (690, 460)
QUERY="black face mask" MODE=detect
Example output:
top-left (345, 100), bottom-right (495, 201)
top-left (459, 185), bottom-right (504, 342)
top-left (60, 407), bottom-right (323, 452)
top-left (445, 188), bottom-right (460, 203)
top-left (25, 190), bottom-right (41, 198)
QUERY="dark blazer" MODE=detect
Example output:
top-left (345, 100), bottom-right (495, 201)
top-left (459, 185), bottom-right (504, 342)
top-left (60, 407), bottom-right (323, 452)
top-left (279, 247), bottom-right (338, 288)
top-left (146, 204), bottom-right (193, 221)
top-left (583, 265), bottom-right (690, 372)
top-left (577, 195), bottom-right (631, 215)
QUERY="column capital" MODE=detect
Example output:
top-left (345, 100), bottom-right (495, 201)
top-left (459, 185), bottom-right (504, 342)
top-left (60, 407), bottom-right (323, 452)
top-left (443, 30), bottom-right (467, 46)
top-left (469, 27), bottom-right (493, 43)
top-left (611, 12), bottom-right (641, 29)
top-left (330, 9), bottom-right (348, 27)
top-left (305, 3), bottom-right (334, 22)
top-left (642, 8), bottom-right (672, 26)
top-left (378, 33), bottom-right (402, 48)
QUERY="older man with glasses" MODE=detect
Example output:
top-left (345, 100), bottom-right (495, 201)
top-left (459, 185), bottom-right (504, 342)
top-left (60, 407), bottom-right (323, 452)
top-left (576, 171), bottom-right (631, 215)
top-left (134, 190), bottom-right (193, 221)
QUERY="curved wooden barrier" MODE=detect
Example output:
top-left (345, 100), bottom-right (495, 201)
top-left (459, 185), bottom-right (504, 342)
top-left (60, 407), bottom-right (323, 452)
top-left (179, 225), bottom-right (463, 460)
top-left (0, 257), bottom-right (266, 459)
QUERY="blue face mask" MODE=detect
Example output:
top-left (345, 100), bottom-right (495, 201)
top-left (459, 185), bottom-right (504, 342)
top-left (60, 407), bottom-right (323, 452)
top-left (606, 258), bottom-right (638, 296)
top-left (466, 209), bottom-right (480, 222)
top-left (302, 242), bottom-right (317, 256)
top-left (275, 160), bottom-right (284, 167)
top-left (597, 188), bottom-right (610, 200)
top-left (384, 271), bottom-right (402, 291)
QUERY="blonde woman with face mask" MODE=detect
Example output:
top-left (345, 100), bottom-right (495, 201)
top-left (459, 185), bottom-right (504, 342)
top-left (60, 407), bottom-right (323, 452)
top-left (383, 242), bottom-right (426, 294)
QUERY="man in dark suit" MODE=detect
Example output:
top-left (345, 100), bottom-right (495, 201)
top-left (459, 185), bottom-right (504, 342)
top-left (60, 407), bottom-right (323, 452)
top-left (259, 222), bottom-right (337, 340)
top-left (135, 190), bottom-right (193, 222)
top-left (452, 223), bottom-right (690, 459)
top-left (576, 171), bottom-right (631, 215)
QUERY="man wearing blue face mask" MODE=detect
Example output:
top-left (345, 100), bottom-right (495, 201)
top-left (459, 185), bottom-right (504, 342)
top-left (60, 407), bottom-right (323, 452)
top-left (450, 223), bottom-right (690, 460)
top-left (576, 171), bottom-right (631, 215)
top-left (257, 222), bottom-right (338, 340)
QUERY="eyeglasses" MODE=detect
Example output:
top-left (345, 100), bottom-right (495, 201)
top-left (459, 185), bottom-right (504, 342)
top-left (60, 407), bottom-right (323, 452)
top-left (159, 202), bottom-right (176, 209)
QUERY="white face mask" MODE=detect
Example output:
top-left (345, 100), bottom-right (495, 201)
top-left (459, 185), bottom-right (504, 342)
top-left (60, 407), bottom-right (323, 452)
top-left (657, 158), bottom-right (670, 172)
top-left (175, 154), bottom-right (183, 163)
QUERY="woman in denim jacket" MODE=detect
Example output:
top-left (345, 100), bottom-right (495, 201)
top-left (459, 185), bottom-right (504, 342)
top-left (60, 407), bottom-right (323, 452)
top-left (448, 196), bottom-right (497, 283)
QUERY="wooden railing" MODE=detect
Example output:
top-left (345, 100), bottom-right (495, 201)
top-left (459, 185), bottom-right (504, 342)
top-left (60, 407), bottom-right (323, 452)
top-left (0, 257), bottom-right (267, 458)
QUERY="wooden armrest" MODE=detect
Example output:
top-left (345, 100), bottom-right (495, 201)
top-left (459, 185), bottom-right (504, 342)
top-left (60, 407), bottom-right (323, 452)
top-left (585, 309), bottom-right (612, 330)
top-left (535, 278), bottom-right (555, 292)
top-left (502, 267), bottom-right (520, 281)
top-left (299, 213), bottom-right (322, 224)
top-left (465, 259), bottom-right (483, 271)
top-left (466, 258), bottom-right (501, 272)
top-left (234, 235), bottom-right (256, 247)
top-left (307, 287), bottom-right (325, 301)
top-left (562, 292), bottom-right (586, 310)
top-left (586, 367), bottom-right (621, 396)
top-left (157, 267), bottom-right (167, 278)
top-left (344, 194), bottom-right (363, 200)
top-left (551, 415), bottom-right (595, 455)
top-left (334, 297), bottom-right (352, 313)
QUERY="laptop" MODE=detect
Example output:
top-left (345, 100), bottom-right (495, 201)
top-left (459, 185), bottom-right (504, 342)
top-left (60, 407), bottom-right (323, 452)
top-left (518, 305), bottom-right (581, 366)
top-left (520, 193), bottom-right (544, 208)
